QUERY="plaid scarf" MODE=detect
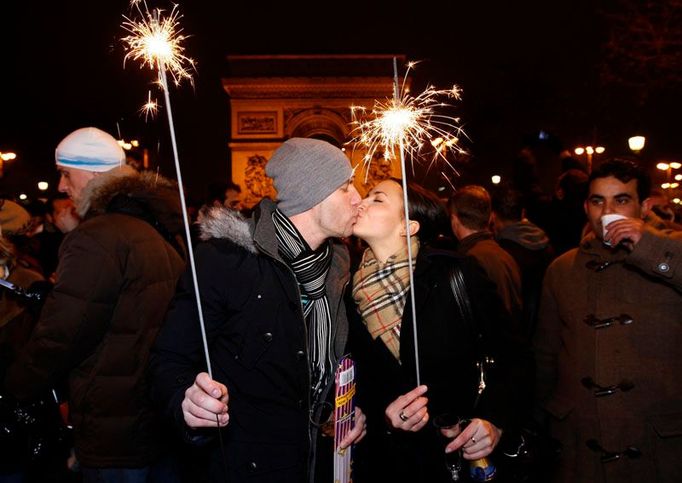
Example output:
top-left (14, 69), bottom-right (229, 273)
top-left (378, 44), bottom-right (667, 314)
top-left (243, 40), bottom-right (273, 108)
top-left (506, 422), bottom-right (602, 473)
top-left (352, 238), bottom-right (419, 361)
top-left (272, 209), bottom-right (333, 402)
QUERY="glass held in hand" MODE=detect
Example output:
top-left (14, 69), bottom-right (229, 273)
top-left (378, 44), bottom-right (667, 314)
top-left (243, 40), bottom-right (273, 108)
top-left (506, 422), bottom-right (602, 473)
top-left (433, 413), bottom-right (467, 482)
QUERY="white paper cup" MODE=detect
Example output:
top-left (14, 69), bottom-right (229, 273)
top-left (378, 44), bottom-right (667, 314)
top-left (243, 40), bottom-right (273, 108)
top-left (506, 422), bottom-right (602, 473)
top-left (601, 214), bottom-right (627, 245)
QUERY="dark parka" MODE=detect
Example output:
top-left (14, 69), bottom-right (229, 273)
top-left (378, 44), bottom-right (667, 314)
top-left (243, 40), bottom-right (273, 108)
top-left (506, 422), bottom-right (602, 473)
top-left (6, 166), bottom-right (186, 467)
top-left (535, 229), bottom-right (682, 482)
top-left (457, 231), bottom-right (523, 330)
top-left (150, 199), bottom-right (351, 483)
top-left (349, 249), bottom-right (532, 483)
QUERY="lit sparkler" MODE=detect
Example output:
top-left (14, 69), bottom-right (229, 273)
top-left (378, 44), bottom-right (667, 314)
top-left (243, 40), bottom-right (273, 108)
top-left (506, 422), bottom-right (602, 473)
top-left (349, 59), bottom-right (468, 385)
top-left (122, 0), bottom-right (195, 87)
top-left (349, 60), bottom-right (467, 181)
top-left (121, 2), bottom-right (214, 383)
top-left (138, 90), bottom-right (159, 121)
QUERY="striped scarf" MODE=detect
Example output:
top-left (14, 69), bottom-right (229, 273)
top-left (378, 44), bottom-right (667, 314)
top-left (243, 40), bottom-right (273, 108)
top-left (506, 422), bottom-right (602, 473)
top-left (351, 238), bottom-right (419, 361)
top-left (272, 209), bottom-right (333, 402)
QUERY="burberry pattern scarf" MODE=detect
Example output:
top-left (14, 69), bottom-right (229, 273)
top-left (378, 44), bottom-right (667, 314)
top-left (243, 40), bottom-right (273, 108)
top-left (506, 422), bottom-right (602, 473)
top-left (352, 238), bottom-right (419, 361)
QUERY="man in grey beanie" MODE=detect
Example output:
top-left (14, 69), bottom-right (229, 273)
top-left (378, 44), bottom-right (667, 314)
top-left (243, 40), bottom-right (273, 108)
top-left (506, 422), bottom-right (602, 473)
top-left (150, 137), bottom-right (366, 482)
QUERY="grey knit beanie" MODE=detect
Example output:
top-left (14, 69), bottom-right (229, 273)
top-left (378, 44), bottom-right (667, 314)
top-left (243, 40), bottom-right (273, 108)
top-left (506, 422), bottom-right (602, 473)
top-left (266, 138), bottom-right (352, 216)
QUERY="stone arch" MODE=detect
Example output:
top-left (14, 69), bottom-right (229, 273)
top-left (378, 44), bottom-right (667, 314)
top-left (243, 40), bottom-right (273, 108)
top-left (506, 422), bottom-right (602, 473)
top-left (286, 108), bottom-right (349, 147)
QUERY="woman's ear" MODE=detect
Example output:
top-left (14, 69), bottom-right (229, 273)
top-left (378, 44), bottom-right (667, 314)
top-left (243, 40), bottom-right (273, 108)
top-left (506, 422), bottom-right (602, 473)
top-left (400, 220), bottom-right (420, 237)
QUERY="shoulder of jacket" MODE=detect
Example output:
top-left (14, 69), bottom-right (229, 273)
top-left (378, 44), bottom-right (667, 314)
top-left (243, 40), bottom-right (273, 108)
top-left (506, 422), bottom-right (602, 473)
top-left (198, 207), bottom-right (257, 254)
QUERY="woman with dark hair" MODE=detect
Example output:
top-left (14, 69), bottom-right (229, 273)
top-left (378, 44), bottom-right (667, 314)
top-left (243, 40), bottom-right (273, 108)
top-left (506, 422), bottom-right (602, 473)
top-left (349, 179), bottom-right (529, 482)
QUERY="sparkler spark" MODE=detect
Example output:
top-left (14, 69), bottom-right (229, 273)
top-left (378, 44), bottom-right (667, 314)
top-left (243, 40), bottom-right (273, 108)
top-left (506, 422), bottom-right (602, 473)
top-left (349, 62), bottom-right (467, 179)
top-left (138, 90), bottom-right (159, 120)
top-left (122, 0), bottom-right (195, 87)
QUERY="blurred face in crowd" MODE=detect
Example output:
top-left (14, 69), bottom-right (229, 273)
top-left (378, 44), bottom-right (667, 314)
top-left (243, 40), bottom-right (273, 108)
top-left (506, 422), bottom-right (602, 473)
top-left (51, 198), bottom-right (80, 233)
top-left (354, 180), bottom-right (406, 245)
top-left (224, 188), bottom-right (243, 210)
top-left (584, 175), bottom-right (642, 240)
top-left (57, 166), bottom-right (97, 205)
top-left (315, 177), bottom-right (361, 238)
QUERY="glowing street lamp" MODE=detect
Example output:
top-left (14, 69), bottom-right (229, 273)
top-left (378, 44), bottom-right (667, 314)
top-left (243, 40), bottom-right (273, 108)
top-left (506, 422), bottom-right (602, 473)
top-left (657, 161), bottom-right (682, 193)
top-left (491, 175), bottom-right (501, 185)
top-left (574, 145), bottom-right (605, 173)
top-left (0, 151), bottom-right (17, 178)
top-left (628, 135), bottom-right (646, 154)
top-left (38, 181), bottom-right (49, 191)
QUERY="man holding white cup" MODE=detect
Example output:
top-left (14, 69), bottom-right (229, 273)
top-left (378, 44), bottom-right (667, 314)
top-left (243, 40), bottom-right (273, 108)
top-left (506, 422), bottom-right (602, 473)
top-left (534, 158), bottom-right (682, 483)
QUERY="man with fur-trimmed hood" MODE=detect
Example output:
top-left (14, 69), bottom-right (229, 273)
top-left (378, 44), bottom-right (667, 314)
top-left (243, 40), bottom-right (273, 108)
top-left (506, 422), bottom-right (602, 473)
top-left (5, 127), bottom-right (186, 481)
top-left (150, 137), bottom-right (367, 482)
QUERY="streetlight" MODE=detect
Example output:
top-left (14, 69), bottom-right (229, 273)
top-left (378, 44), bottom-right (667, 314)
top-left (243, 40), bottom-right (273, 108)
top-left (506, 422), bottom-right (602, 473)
top-left (38, 181), bottom-right (49, 191)
top-left (628, 136), bottom-right (646, 154)
top-left (0, 151), bottom-right (17, 177)
top-left (491, 175), bottom-right (501, 185)
top-left (574, 145), bottom-right (605, 173)
top-left (657, 162), bottom-right (682, 195)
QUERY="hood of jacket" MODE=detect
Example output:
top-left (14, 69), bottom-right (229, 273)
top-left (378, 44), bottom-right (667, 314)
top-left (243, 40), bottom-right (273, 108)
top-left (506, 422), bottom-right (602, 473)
top-left (198, 204), bottom-right (259, 254)
top-left (77, 165), bottom-right (184, 238)
top-left (497, 220), bottom-right (550, 251)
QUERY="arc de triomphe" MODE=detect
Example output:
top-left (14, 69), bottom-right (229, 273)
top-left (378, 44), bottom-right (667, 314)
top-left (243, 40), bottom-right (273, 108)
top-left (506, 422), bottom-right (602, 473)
top-left (223, 55), bottom-right (406, 208)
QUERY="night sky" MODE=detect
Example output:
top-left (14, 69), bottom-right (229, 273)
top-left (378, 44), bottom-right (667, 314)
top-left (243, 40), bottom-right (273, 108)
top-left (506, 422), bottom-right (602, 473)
top-left (2, 0), bottom-right (680, 201)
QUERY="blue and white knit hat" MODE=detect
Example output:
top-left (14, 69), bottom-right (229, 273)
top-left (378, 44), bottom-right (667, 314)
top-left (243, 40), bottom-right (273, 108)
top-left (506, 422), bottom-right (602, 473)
top-left (55, 127), bottom-right (125, 172)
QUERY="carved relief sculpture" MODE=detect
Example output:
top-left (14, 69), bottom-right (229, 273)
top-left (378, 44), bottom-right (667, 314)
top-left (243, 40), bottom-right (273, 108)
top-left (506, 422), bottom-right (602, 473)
top-left (238, 112), bottom-right (278, 135)
top-left (243, 154), bottom-right (276, 208)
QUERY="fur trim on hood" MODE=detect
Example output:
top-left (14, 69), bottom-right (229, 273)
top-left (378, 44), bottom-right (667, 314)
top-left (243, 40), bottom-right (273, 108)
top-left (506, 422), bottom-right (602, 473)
top-left (77, 166), bottom-right (184, 236)
top-left (78, 165), bottom-right (137, 216)
top-left (198, 206), bottom-right (257, 254)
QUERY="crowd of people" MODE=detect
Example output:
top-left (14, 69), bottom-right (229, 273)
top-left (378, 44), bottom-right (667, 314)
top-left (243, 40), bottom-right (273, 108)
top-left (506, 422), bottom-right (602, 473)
top-left (1, 127), bottom-right (680, 483)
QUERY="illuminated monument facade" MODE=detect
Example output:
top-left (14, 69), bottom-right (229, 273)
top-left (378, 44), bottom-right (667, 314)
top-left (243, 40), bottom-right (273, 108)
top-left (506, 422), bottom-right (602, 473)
top-left (222, 55), bottom-right (405, 207)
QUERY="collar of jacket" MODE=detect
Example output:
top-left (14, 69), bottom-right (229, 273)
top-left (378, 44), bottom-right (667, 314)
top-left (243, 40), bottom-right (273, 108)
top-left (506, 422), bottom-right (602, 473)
top-left (77, 165), bottom-right (138, 217)
top-left (198, 198), bottom-right (351, 311)
top-left (252, 198), bottom-right (285, 261)
top-left (457, 230), bottom-right (494, 254)
top-left (579, 232), bottom-right (630, 263)
top-left (76, 165), bottom-right (184, 235)
top-left (198, 198), bottom-right (295, 260)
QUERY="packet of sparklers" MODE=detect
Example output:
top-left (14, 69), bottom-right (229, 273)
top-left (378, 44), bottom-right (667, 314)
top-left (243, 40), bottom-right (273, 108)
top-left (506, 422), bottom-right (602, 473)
top-left (333, 355), bottom-right (356, 483)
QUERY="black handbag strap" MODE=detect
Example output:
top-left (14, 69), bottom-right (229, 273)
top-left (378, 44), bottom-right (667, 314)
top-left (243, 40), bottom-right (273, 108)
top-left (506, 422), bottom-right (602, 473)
top-left (448, 263), bottom-right (475, 333)
top-left (448, 263), bottom-right (491, 408)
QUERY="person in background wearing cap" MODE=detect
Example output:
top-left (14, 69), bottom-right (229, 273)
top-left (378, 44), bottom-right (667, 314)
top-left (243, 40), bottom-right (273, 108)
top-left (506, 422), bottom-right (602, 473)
top-left (150, 137), bottom-right (366, 482)
top-left (5, 127), bottom-right (186, 483)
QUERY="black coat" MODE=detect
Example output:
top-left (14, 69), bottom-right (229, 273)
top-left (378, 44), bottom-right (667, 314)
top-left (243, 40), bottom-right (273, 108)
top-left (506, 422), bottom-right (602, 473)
top-left (349, 249), bottom-right (531, 483)
top-left (150, 200), bottom-right (351, 483)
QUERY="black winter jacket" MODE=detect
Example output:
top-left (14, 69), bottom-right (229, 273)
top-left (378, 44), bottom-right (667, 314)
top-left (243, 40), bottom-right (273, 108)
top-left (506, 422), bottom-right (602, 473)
top-left (150, 199), bottom-right (351, 483)
top-left (350, 249), bottom-right (532, 483)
